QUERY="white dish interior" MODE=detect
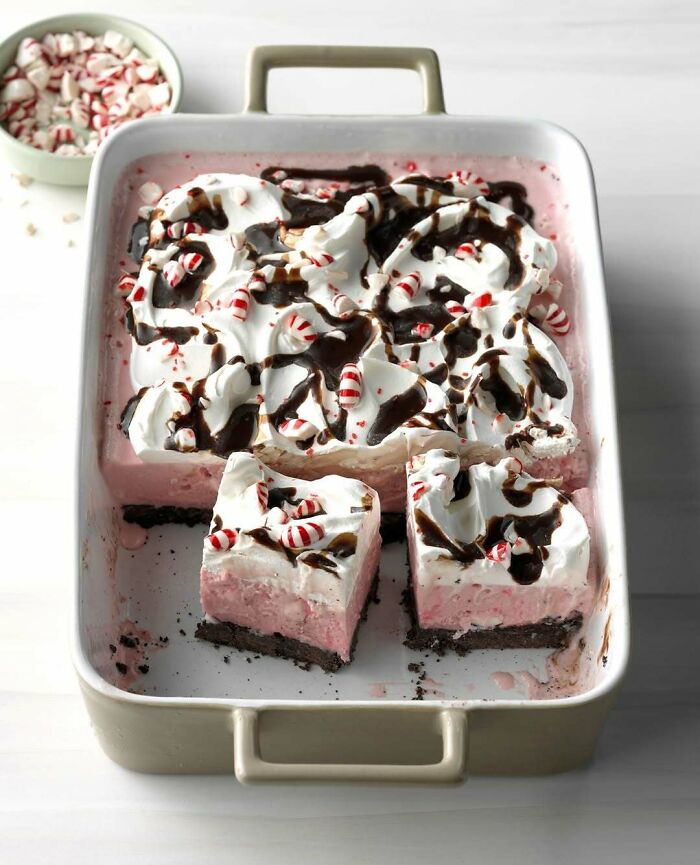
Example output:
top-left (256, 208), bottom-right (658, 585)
top-left (76, 113), bottom-right (628, 708)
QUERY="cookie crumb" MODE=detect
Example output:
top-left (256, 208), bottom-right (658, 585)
top-left (62, 212), bottom-right (80, 224)
top-left (25, 223), bottom-right (37, 236)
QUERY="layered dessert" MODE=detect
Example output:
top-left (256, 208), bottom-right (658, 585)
top-left (99, 154), bottom-right (596, 666)
top-left (405, 449), bottom-right (592, 652)
top-left (106, 164), bottom-right (578, 520)
top-left (195, 452), bottom-right (381, 671)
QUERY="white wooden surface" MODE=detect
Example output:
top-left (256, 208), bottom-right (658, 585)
top-left (1, 1), bottom-right (699, 862)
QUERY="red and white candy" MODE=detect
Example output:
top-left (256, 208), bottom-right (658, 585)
top-left (409, 480), bottom-right (428, 502)
top-left (162, 259), bottom-right (185, 288)
top-left (331, 292), bottom-right (357, 317)
top-left (530, 302), bottom-right (571, 336)
top-left (115, 273), bottom-right (137, 294)
top-left (486, 541), bottom-right (511, 565)
top-left (286, 313), bottom-right (317, 343)
top-left (204, 528), bottom-right (237, 552)
top-left (0, 30), bottom-right (173, 156)
top-left (446, 169), bottom-right (490, 197)
top-left (290, 496), bottom-right (322, 519)
top-left (308, 252), bottom-right (334, 267)
top-left (337, 363), bottom-right (362, 410)
top-left (279, 418), bottom-right (318, 441)
top-left (229, 287), bottom-right (251, 322)
top-left (178, 251), bottom-right (203, 273)
top-left (395, 271), bottom-right (421, 299)
top-left (411, 322), bottom-right (434, 340)
top-left (467, 291), bottom-right (493, 310)
top-left (256, 481), bottom-right (269, 511)
top-left (445, 300), bottom-right (467, 317)
top-left (455, 242), bottom-right (477, 259)
top-left (280, 521), bottom-right (325, 549)
top-left (173, 427), bottom-right (197, 452)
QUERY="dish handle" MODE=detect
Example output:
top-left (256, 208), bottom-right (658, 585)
top-left (244, 44), bottom-right (445, 115)
top-left (232, 706), bottom-right (468, 784)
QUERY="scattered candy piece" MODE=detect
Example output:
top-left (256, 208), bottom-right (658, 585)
top-left (278, 418), bottom-right (318, 440)
top-left (256, 482), bottom-right (269, 511)
top-left (286, 312), bottom-right (317, 343)
top-left (395, 271), bottom-right (421, 299)
top-left (179, 251), bottom-right (203, 273)
top-left (486, 541), bottom-right (511, 565)
top-left (115, 273), bottom-right (137, 293)
top-left (162, 259), bottom-right (185, 288)
top-left (409, 480), bottom-right (427, 501)
top-left (531, 302), bottom-right (571, 335)
top-left (411, 322), bottom-right (434, 340)
top-left (204, 528), bottom-right (237, 552)
top-left (173, 427), bottom-right (197, 452)
top-left (337, 363), bottom-right (362, 409)
top-left (445, 300), bottom-right (467, 317)
top-left (291, 496), bottom-right (322, 519)
top-left (331, 292), bottom-right (357, 317)
top-left (232, 186), bottom-right (249, 206)
top-left (281, 521), bottom-right (325, 549)
top-left (229, 287), bottom-right (251, 321)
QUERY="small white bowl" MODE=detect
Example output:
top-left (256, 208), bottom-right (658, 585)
top-left (0, 13), bottom-right (183, 186)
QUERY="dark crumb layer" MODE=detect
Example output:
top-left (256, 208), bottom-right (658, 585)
top-left (403, 571), bottom-right (583, 653)
top-left (379, 512), bottom-right (407, 544)
top-left (195, 571), bottom-right (380, 673)
top-left (123, 504), bottom-right (212, 528)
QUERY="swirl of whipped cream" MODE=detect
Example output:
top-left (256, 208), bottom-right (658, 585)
top-left (407, 449), bottom-right (590, 589)
top-left (204, 452), bottom-right (380, 605)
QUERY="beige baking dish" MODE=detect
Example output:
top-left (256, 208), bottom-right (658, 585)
top-left (74, 45), bottom-right (629, 783)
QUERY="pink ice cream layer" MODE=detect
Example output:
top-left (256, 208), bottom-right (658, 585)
top-left (200, 533), bottom-right (381, 661)
top-left (407, 515), bottom-right (594, 632)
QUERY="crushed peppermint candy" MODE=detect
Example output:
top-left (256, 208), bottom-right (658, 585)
top-left (0, 30), bottom-right (172, 157)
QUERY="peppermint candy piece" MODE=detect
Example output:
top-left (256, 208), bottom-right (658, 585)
top-left (166, 221), bottom-right (184, 239)
top-left (531, 302), bottom-right (571, 336)
top-left (182, 221), bottom-right (206, 236)
top-left (395, 271), bottom-right (421, 299)
top-left (308, 252), bottom-right (334, 267)
top-left (467, 292), bottom-right (492, 309)
top-left (278, 418), bottom-right (318, 441)
top-left (70, 98), bottom-right (90, 128)
top-left (128, 285), bottom-right (145, 303)
top-left (204, 528), bottom-right (238, 552)
top-left (331, 292), bottom-right (357, 317)
top-left (455, 242), bottom-right (477, 259)
top-left (446, 169), bottom-right (490, 197)
top-left (445, 300), bottom-right (467, 317)
top-left (409, 480), bottom-right (428, 502)
top-left (492, 412), bottom-right (511, 434)
top-left (179, 251), bottom-right (204, 273)
top-left (1, 77), bottom-right (34, 103)
top-left (138, 180), bottom-right (163, 206)
top-left (337, 363), bottom-right (362, 410)
top-left (49, 123), bottom-right (73, 144)
top-left (162, 259), bottom-right (185, 288)
top-left (229, 287), bottom-right (251, 322)
top-left (281, 521), bottom-right (325, 549)
top-left (411, 322), bottom-right (434, 340)
top-left (256, 482), bottom-right (269, 511)
top-left (115, 273), bottom-right (137, 294)
top-left (232, 186), bottom-right (249, 206)
top-left (16, 38), bottom-right (43, 69)
top-left (265, 507), bottom-right (290, 526)
top-left (286, 313), bottom-right (317, 343)
top-left (291, 496), bottom-right (322, 519)
top-left (103, 30), bottom-right (133, 59)
top-left (486, 541), bottom-right (511, 565)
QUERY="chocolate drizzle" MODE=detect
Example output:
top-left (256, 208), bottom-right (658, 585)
top-left (367, 383), bottom-right (426, 446)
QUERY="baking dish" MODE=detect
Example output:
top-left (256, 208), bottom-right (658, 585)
top-left (74, 45), bottom-right (629, 783)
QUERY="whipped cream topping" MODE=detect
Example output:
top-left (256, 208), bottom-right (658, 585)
top-left (202, 452), bottom-right (380, 606)
top-left (407, 449), bottom-right (590, 589)
top-left (120, 167), bottom-right (576, 467)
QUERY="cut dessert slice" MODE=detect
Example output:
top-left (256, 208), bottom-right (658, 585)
top-left (195, 452), bottom-right (381, 671)
top-left (405, 449), bottom-right (592, 653)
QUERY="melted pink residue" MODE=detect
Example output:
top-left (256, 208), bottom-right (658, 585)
top-left (119, 521), bottom-right (148, 550)
top-left (369, 683), bottom-right (387, 698)
top-left (491, 671), bottom-right (516, 691)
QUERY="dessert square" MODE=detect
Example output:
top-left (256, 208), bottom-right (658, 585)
top-left (195, 452), bottom-right (381, 671)
top-left (405, 449), bottom-right (592, 653)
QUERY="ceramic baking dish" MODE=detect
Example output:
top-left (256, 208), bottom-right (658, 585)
top-left (74, 45), bottom-right (629, 783)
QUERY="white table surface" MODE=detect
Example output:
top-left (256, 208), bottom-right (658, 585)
top-left (1, 1), bottom-right (699, 862)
